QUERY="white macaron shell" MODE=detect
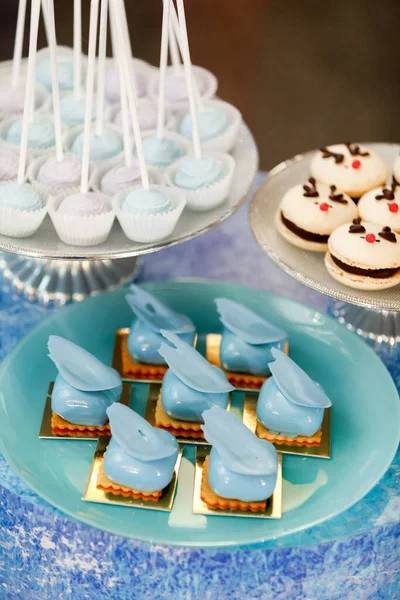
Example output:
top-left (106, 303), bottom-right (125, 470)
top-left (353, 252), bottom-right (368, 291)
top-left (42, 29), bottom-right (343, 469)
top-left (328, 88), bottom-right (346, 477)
top-left (328, 221), bottom-right (400, 269)
top-left (358, 187), bottom-right (400, 233)
top-left (280, 182), bottom-right (358, 235)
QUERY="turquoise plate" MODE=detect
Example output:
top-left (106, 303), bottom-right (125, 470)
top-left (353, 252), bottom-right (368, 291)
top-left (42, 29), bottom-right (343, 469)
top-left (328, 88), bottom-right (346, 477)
top-left (0, 281), bottom-right (399, 548)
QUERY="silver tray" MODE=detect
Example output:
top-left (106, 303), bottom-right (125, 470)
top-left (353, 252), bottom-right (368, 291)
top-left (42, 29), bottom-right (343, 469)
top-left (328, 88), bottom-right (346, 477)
top-left (249, 143), bottom-right (400, 311)
top-left (0, 60), bottom-right (258, 260)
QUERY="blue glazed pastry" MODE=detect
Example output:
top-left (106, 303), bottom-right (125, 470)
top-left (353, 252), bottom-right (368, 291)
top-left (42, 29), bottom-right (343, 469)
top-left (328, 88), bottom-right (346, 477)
top-left (60, 93), bottom-right (97, 128)
top-left (215, 298), bottom-right (288, 377)
top-left (103, 403), bottom-right (179, 493)
top-left (36, 55), bottom-right (74, 91)
top-left (179, 107), bottom-right (229, 142)
top-left (126, 284), bottom-right (196, 366)
top-left (0, 182), bottom-right (42, 211)
top-left (48, 336), bottom-right (122, 428)
top-left (71, 128), bottom-right (123, 161)
top-left (257, 348), bottom-right (332, 439)
top-left (202, 406), bottom-right (278, 502)
top-left (158, 331), bottom-right (234, 424)
top-left (122, 188), bottom-right (172, 215)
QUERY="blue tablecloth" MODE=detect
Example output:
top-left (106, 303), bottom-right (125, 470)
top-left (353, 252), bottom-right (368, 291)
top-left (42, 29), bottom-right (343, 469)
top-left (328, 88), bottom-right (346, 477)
top-left (0, 174), bottom-right (399, 600)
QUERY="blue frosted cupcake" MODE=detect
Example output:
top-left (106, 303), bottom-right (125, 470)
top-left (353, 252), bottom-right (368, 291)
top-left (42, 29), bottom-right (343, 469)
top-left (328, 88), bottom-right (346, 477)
top-left (0, 181), bottom-right (46, 237)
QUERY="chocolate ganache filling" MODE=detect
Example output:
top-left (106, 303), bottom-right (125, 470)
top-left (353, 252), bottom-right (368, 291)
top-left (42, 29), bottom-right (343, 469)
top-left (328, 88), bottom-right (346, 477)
top-left (330, 254), bottom-right (399, 279)
top-left (281, 211), bottom-right (329, 243)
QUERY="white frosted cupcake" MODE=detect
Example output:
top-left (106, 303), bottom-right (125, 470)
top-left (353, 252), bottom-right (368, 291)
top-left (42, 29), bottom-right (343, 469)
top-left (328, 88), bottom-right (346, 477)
top-left (147, 65), bottom-right (218, 111)
top-left (310, 143), bottom-right (388, 200)
top-left (325, 219), bottom-right (400, 290)
top-left (0, 181), bottom-right (46, 238)
top-left (111, 98), bottom-right (175, 134)
top-left (358, 180), bottom-right (400, 233)
top-left (28, 154), bottom-right (83, 198)
top-left (90, 160), bottom-right (160, 197)
top-left (104, 58), bottom-right (154, 104)
top-left (0, 148), bottom-right (22, 182)
top-left (276, 178), bottom-right (358, 251)
top-left (0, 82), bottom-right (49, 120)
top-left (178, 99), bottom-right (241, 153)
top-left (49, 190), bottom-right (114, 246)
top-left (164, 152), bottom-right (235, 211)
top-left (113, 184), bottom-right (186, 243)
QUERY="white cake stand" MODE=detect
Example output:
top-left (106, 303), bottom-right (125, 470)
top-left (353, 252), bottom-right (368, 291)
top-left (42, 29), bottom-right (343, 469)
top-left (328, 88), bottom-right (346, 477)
top-left (249, 143), bottom-right (400, 345)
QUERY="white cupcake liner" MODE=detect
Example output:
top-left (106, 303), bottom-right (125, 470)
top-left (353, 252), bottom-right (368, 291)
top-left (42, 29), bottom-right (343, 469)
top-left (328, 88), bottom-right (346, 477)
top-left (177, 98), bottom-right (242, 154)
top-left (164, 151), bottom-right (236, 212)
top-left (147, 65), bottom-right (218, 112)
top-left (48, 191), bottom-right (115, 247)
top-left (108, 100), bottom-right (176, 134)
top-left (139, 129), bottom-right (191, 177)
top-left (0, 113), bottom-right (61, 159)
top-left (0, 183), bottom-right (47, 238)
top-left (113, 184), bottom-right (186, 243)
top-left (27, 153), bottom-right (86, 201)
top-left (103, 58), bottom-right (157, 104)
top-left (64, 123), bottom-right (126, 167)
top-left (90, 160), bottom-right (162, 196)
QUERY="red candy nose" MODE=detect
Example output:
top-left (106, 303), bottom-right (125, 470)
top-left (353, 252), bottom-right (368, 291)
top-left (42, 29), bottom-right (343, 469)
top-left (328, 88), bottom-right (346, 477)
top-left (352, 160), bottom-right (361, 169)
top-left (319, 202), bottom-right (329, 212)
top-left (389, 202), bottom-right (399, 213)
top-left (365, 233), bottom-right (376, 243)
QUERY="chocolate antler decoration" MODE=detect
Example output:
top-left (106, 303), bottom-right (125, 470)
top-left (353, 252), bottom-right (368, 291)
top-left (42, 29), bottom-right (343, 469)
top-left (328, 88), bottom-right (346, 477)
top-left (319, 147), bottom-right (344, 164)
top-left (378, 226), bottom-right (397, 243)
top-left (345, 142), bottom-right (370, 157)
top-left (303, 177), bottom-right (319, 197)
top-left (329, 185), bottom-right (348, 204)
top-left (375, 179), bottom-right (398, 201)
top-left (349, 218), bottom-right (366, 234)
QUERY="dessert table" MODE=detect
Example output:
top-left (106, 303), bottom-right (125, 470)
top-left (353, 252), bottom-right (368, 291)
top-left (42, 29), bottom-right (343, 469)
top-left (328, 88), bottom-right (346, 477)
top-left (0, 174), bottom-right (399, 600)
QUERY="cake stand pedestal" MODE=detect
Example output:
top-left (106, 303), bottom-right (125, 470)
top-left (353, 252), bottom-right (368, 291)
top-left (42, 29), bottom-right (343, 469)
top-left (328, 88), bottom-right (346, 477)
top-left (249, 143), bottom-right (400, 348)
top-left (0, 252), bottom-right (140, 306)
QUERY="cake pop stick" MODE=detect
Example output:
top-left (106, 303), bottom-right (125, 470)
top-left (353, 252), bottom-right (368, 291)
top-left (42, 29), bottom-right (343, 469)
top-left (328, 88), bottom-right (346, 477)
top-left (156, 0), bottom-right (171, 138)
top-left (17, 0), bottom-right (41, 183)
top-left (169, 1), bottom-right (202, 110)
top-left (80, 0), bottom-right (100, 194)
top-left (11, 0), bottom-right (27, 88)
top-left (44, 0), bottom-right (63, 163)
top-left (41, 0), bottom-right (51, 47)
top-left (110, 0), bottom-right (132, 167)
top-left (112, 0), bottom-right (149, 188)
top-left (73, 0), bottom-right (82, 100)
top-left (168, 18), bottom-right (180, 73)
top-left (95, 0), bottom-right (108, 137)
top-left (175, 0), bottom-right (201, 158)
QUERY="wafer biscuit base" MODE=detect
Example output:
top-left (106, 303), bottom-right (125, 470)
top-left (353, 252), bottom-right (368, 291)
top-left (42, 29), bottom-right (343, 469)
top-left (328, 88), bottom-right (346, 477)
top-left (51, 412), bottom-right (111, 437)
top-left (256, 420), bottom-right (322, 447)
top-left (200, 456), bottom-right (267, 513)
top-left (96, 462), bottom-right (162, 502)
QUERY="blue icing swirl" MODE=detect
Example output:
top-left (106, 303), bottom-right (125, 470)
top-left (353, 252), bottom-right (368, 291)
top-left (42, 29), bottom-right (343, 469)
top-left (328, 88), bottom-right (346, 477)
top-left (174, 156), bottom-right (224, 190)
top-left (0, 183), bottom-right (42, 211)
top-left (36, 56), bottom-right (74, 91)
top-left (71, 128), bottom-right (123, 160)
top-left (179, 107), bottom-right (229, 141)
top-left (48, 336), bottom-right (122, 426)
top-left (202, 406), bottom-right (278, 502)
top-left (51, 373), bottom-right (121, 426)
top-left (122, 188), bottom-right (172, 214)
top-left (215, 298), bottom-right (288, 376)
top-left (104, 404), bottom-right (179, 492)
top-left (256, 349), bottom-right (331, 437)
top-left (126, 285), bottom-right (196, 365)
top-left (6, 118), bottom-right (55, 149)
top-left (159, 331), bottom-right (233, 423)
top-left (60, 93), bottom-right (97, 127)
top-left (141, 135), bottom-right (183, 167)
